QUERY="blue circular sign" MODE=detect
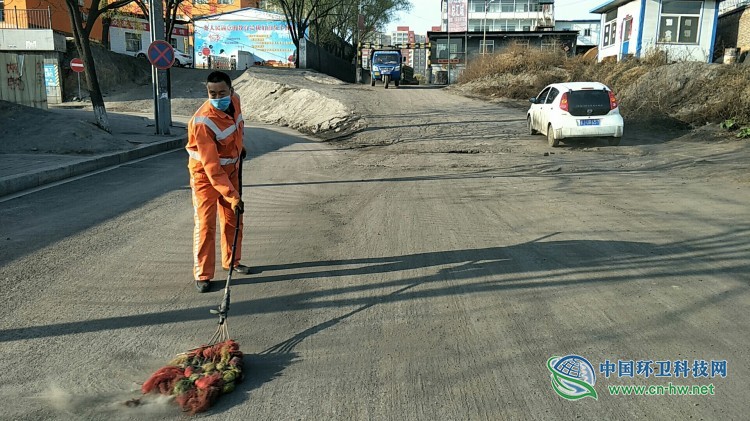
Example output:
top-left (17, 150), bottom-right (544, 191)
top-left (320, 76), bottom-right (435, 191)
top-left (147, 40), bottom-right (175, 70)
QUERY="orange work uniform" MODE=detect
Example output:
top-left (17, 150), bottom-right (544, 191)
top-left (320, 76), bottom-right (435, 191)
top-left (186, 93), bottom-right (245, 281)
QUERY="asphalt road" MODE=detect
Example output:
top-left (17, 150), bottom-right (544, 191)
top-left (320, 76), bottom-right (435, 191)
top-left (0, 88), bottom-right (748, 420)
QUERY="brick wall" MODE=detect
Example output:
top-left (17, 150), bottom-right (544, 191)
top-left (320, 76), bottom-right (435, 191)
top-left (716, 5), bottom-right (750, 61)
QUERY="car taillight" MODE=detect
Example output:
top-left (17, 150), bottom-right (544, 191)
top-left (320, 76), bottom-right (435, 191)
top-left (559, 92), bottom-right (569, 112)
top-left (608, 91), bottom-right (618, 110)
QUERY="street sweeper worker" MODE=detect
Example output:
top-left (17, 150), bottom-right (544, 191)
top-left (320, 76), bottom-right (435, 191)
top-left (187, 71), bottom-right (252, 293)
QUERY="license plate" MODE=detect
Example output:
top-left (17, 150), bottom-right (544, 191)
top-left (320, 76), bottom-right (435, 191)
top-left (578, 119), bottom-right (600, 126)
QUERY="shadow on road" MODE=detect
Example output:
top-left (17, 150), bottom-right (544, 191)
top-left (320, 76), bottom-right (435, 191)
top-left (0, 127), bottom-right (313, 267)
top-left (2, 227), bottom-right (747, 343)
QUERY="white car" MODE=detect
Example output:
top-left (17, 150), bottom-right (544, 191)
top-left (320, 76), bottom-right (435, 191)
top-left (136, 48), bottom-right (193, 68)
top-left (527, 82), bottom-right (624, 147)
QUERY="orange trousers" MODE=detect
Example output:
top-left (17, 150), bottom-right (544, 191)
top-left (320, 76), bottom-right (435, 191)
top-left (189, 164), bottom-right (243, 281)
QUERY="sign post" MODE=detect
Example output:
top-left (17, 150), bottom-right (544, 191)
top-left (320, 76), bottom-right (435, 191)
top-left (148, 0), bottom-right (172, 135)
top-left (70, 58), bottom-right (84, 100)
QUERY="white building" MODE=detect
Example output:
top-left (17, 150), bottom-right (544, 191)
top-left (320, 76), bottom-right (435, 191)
top-left (392, 26), bottom-right (416, 66)
top-left (591, 0), bottom-right (721, 62)
top-left (109, 17), bottom-right (191, 56)
top-left (363, 31), bottom-right (391, 46)
top-left (413, 34), bottom-right (428, 76)
top-left (443, 0), bottom-right (555, 32)
top-left (555, 19), bottom-right (600, 50)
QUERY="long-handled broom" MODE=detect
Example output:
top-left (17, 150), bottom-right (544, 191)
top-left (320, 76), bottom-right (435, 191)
top-left (137, 159), bottom-right (246, 414)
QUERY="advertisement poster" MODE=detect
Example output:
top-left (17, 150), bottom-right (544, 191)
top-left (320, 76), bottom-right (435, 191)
top-left (194, 20), bottom-right (296, 67)
top-left (43, 63), bottom-right (59, 96)
top-left (447, 0), bottom-right (468, 32)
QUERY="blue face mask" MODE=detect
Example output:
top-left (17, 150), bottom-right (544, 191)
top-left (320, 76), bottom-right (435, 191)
top-left (210, 95), bottom-right (231, 111)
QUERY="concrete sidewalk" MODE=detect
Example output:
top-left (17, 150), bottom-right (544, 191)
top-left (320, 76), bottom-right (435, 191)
top-left (0, 107), bottom-right (187, 197)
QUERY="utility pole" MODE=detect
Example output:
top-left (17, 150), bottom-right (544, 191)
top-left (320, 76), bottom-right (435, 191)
top-left (482, 0), bottom-right (498, 55)
top-left (482, 0), bottom-right (488, 54)
top-left (447, 0), bottom-right (450, 85)
top-left (150, 0), bottom-right (171, 135)
top-left (355, 3), bottom-right (362, 83)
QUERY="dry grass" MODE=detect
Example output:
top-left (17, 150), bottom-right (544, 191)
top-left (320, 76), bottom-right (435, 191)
top-left (457, 47), bottom-right (750, 125)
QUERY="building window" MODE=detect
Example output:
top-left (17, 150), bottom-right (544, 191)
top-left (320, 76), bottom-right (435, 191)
top-left (437, 41), bottom-right (449, 59)
top-left (0, 0), bottom-right (4, 22)
top-left (541, 38), bottom-right (558, 50)
top-left (480, 40), bottom-right (494, 54)
top-left (515, 39), bottom-right (529, 47)
top-left (501, 0), bottom-right (514, 12)
top-left (658, 0), bottom-right (701, 43)
top-left (602, 9), bottom-right (617, 47)
top-left (584, 28), bottom-right (591, 36)
top-left (194, 0), bottom-right (208, 4)
top-left (623, 18), bottom-right (633, 41)
top-left (217, 0), bottom-right (234, 4)
top-left (125, 32), bottom-right (141, 52)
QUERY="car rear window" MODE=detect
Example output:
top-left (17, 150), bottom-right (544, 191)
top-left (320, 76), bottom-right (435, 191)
top-left (567, 90), bottom-right (611, 116)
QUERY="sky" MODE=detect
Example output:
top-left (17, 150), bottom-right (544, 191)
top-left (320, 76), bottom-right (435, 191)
top-left (385, 0), bottom-right (601, 35)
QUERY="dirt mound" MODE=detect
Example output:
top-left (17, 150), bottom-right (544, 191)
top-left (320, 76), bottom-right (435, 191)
top-left (232, 71), bottom-right (362, 139)
top-left (456, 49), bottom-right (750, 126)
top-left (619, 62), bottom-right (750, 124)
top-left (0, 101), bottom-right (134, 154)
top-left (100, 66), bottom-right (363, 140)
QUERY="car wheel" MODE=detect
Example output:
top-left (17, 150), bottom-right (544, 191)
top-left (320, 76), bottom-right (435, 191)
top-left (547, 125), bottom-right (559, 147)
top-left (174, 58), bottom-right (181, 67)
top-left (137, 53), bottom-right (146, 59)
top-left (371, 78), bottom-right (375, 87)
top-left (527, 116), bottom-right (537, 135)
top-left (608, 137), bottom-right (621, 146)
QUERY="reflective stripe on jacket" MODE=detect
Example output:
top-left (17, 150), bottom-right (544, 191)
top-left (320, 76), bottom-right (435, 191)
top-left (186, 93), bottom-right (244, 201)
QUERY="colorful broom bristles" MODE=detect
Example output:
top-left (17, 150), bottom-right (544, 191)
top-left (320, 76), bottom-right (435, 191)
top-left (141, 340), bottom-right (244, 414)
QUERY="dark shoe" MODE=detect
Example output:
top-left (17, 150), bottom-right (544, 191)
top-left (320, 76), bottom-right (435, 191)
top-left (223, 264), bottom-right (257, 275)
top-left (195, 280), bottom-right (210, 293)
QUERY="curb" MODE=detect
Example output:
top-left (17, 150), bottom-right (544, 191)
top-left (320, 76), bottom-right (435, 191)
top-left (0, 137), bottom-right (186, 198)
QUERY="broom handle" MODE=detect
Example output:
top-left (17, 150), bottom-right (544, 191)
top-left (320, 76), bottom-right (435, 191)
top-left (214, 159), bottom-right (242, 325)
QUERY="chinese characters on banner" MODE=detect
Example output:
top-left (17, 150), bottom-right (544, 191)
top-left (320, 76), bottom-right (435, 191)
top-left (193, 21), bottom-right (296, 67)
top-left (447, 0), bottom-right (468, 32)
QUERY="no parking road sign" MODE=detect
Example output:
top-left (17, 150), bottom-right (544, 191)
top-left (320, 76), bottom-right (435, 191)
top-left (147, 40), bottom-right (175, 70)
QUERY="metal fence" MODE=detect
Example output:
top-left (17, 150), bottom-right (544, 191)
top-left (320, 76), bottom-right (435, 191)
top-left (0, 8), bottom-right (52, 30)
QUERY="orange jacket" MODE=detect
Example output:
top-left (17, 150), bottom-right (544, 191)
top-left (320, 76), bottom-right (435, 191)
top-left (186, 93), bottom-right (245, 201)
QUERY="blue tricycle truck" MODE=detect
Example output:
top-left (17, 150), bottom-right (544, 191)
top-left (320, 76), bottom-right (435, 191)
top-left (370, 49), bottom-right (403, 89)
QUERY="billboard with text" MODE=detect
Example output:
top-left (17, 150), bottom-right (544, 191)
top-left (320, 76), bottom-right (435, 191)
top-left (194, 20), bottom-right (295, 67)
top-left (447, 0), bottom-right (468, 32)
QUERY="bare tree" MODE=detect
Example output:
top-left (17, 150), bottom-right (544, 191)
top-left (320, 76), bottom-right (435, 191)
top-left (272, 0), bottom-right (345, 67)
top-left (63, 0), bottom-right (140, 132)
top-left (324, 0), bottom-right (410, 45)
top-left (275, 0), bottom-right (410, 66)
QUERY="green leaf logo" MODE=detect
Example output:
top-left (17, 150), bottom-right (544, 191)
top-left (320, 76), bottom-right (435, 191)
top-left (547, 356), bottom-right (598, 401)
